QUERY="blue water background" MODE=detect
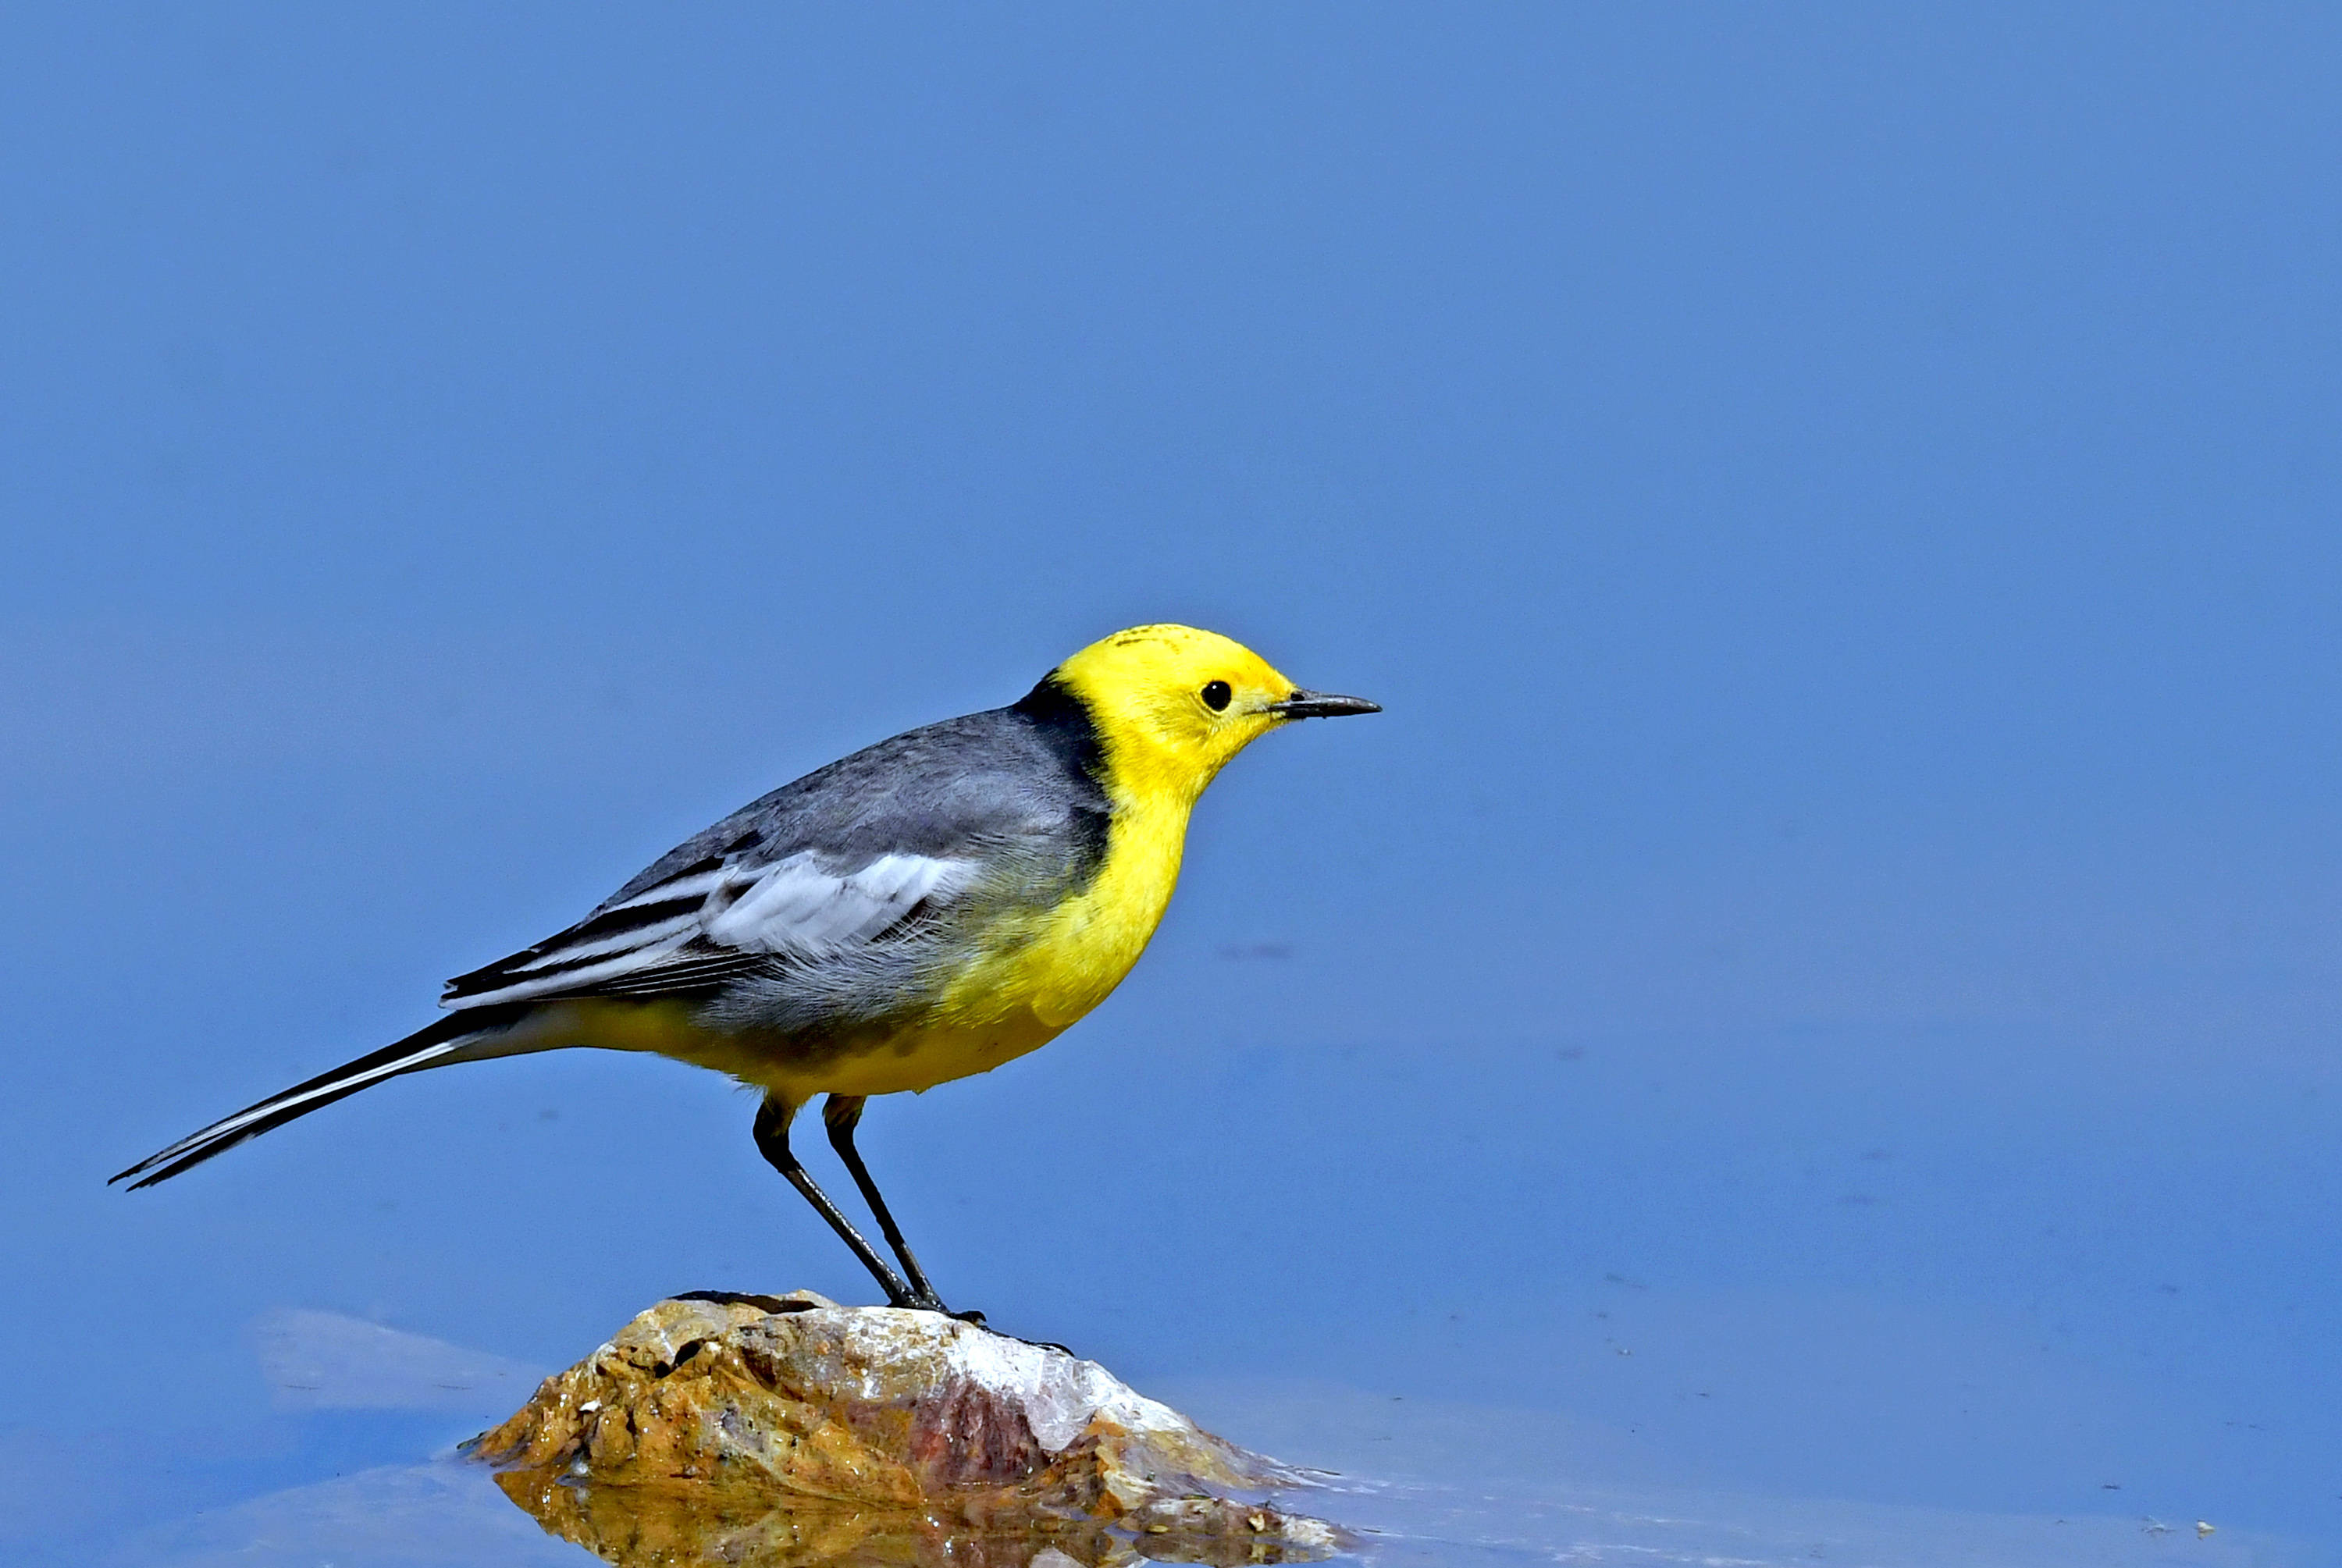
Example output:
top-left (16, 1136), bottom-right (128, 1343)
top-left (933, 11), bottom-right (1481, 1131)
top-left (2, 5), bottom-right (2337, 1561)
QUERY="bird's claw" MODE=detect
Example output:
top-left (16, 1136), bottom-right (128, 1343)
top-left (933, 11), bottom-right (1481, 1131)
top-left (891, 1291), bottom-right (981, 1325)
top-left (883, 1296), bottom-right (1071, 1353)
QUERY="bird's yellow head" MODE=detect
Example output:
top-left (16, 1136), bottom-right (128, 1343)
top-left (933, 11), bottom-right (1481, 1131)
top-left (1046, 624), bottom-right (1379, 805)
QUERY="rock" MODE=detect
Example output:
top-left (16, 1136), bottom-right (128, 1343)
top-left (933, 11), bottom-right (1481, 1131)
top-left (469, 1292), bottom-right (1349, 1566)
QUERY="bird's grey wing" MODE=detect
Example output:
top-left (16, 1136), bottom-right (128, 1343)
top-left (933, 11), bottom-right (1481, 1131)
top-left (440, 706), bottom-right (1104, 1015)
top-left (438, 846), bottom-right (982, 1012)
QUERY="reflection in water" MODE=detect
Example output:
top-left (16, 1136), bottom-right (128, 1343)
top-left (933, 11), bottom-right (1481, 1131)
top-left (491, 1466), bottom-right (1328, 1567)
top-left (122, 1448), bottom-right (2308, 1568)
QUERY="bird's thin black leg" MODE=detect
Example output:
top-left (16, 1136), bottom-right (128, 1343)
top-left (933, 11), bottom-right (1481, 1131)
top-left (751, 1095), bottom-right (916, 1307)
top-left (823, 1095), bottom-right (979, 1321)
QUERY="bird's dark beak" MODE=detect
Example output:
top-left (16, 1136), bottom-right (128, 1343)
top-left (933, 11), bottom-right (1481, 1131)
top-left (1266, 688), bottom-right (1382, 720)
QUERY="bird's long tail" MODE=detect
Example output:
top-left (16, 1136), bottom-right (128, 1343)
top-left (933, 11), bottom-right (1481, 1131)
top-left (110, 1004), bottom-right (535, 1190)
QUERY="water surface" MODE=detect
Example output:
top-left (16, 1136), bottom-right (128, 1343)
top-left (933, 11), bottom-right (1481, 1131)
top-left (5, 2), bottom-right (2340, 1562)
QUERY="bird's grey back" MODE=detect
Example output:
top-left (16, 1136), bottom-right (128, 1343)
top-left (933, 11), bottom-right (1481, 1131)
top-left (598, 687), bottom-right (1111, 912)
top-left (433, 681), bottom-right (1116, 1039)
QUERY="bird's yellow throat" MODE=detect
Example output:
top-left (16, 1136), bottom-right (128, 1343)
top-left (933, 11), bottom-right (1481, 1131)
top-left (923, 626), bottom-right (1304, 1068)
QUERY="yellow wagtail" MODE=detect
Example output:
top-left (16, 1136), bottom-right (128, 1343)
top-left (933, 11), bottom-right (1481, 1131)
top-left (114, 624), bottom-right (1379, 1317)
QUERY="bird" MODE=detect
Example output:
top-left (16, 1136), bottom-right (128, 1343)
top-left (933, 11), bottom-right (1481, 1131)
top-left (112, 624), bottom-right (1379, 1319)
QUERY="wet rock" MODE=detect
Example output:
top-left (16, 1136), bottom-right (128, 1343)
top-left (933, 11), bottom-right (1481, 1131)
top-left (470, 1292), bottom-right (1347, 1566)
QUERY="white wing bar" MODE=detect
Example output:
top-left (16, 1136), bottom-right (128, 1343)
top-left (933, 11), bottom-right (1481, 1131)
top-left (707, 852), bottom-right (966, 956)
top-left (443, 851), bottom-right (973, 1011)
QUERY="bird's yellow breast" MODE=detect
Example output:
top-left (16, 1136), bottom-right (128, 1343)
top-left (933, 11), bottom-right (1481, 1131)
top-left (934, 792), bottom-right (1192, 1034)
top-left (675, 792), bottom-right (1194, 1105)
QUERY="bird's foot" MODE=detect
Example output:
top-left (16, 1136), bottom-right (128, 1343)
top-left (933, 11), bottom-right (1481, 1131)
top-left (886, 1294), bottom-right (1067, 1353)
top-left (890, 1289), bottom-right (980, 1324)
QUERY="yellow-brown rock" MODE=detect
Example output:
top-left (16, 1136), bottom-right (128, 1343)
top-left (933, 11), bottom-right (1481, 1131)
top-left (469, 1292), bottom-right (1346, 1567)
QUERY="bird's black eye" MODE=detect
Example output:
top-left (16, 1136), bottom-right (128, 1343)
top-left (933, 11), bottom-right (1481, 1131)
top-left (1200, 679), bottom-right (1233, 712)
